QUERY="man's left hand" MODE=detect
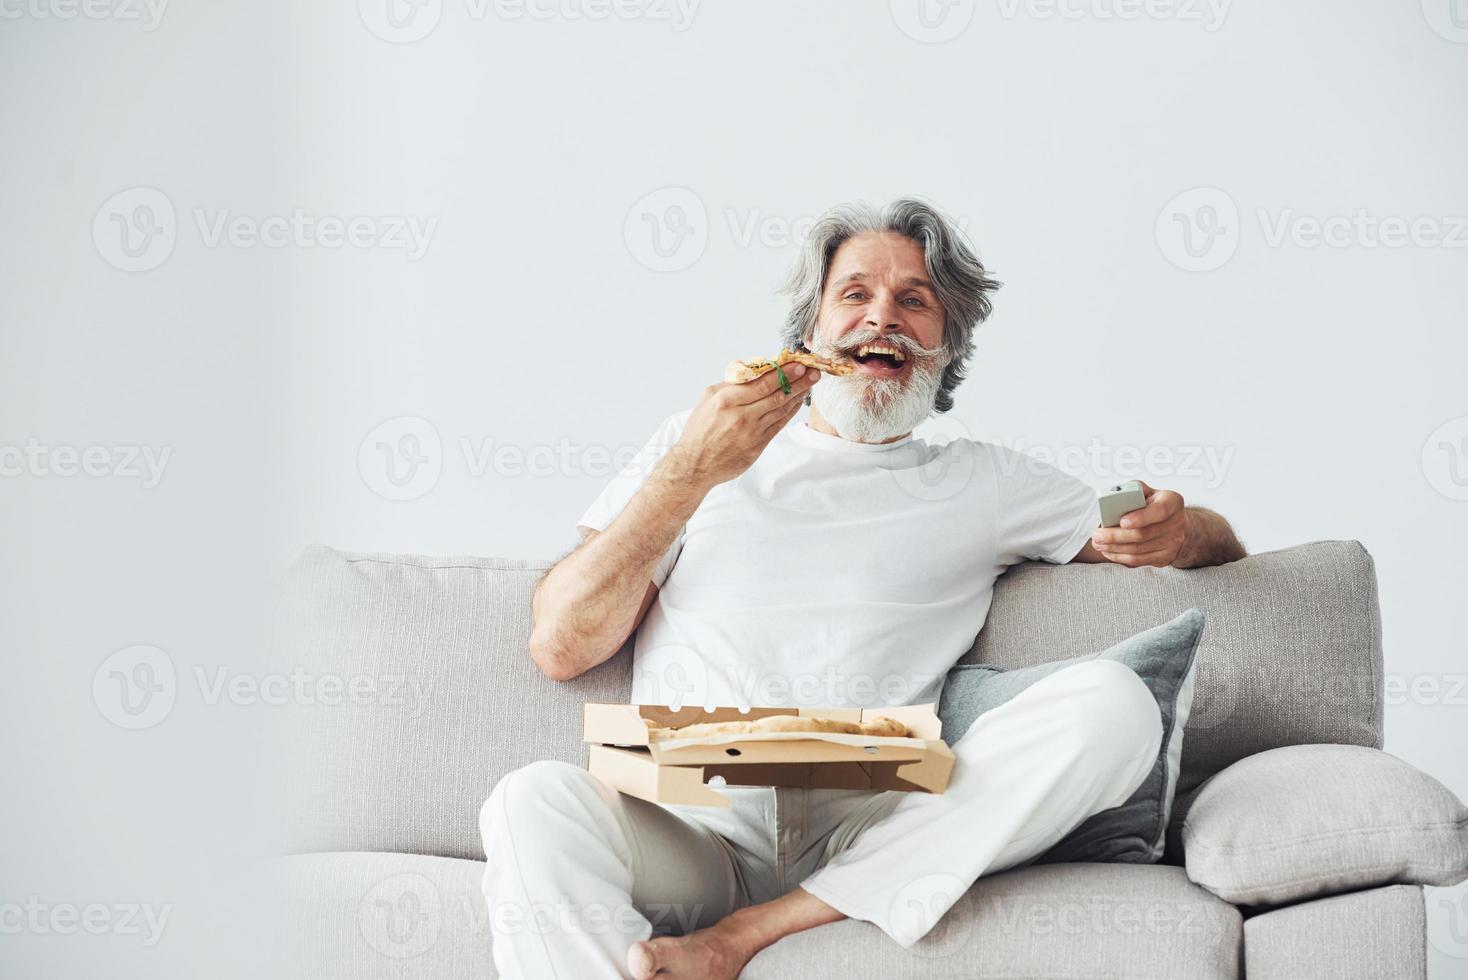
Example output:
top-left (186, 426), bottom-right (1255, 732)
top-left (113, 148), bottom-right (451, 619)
top-left (1087, 481), bottom-right (1187, 567)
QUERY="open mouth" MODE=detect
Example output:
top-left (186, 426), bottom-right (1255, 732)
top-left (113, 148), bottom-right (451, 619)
top-left (849, 343), bottom-right (908, 377)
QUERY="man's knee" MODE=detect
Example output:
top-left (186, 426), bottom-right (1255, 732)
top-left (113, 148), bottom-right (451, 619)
top-left (1057, 659), bottom-right (1163, 765)
top-left (480, 760), bottom-right (602, 841)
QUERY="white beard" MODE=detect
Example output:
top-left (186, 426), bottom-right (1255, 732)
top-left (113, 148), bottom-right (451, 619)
top-left (809, 357), bottom-right (945, 444)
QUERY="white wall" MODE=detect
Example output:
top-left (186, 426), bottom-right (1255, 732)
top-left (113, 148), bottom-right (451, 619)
top-left (5, 0), bottom-right (1467, 974)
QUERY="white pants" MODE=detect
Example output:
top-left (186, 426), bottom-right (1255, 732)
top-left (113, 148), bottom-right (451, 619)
top-left (480, 658), bottom-right (1163, 979)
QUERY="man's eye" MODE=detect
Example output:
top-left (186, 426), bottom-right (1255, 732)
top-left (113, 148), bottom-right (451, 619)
top-left (843, 291), bottom-right (866, 301)
top-left (903, 296), bottom-right (925, 306)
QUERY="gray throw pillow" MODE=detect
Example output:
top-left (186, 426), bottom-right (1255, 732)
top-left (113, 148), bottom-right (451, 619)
top-left (938, 608), bottom-right (1205, 864)
top-left (1181, 743), bottom-right (1468, 905)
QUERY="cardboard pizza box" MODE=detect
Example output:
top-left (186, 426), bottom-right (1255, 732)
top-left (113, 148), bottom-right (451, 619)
top-left (582, 703), bottom-right (955, 808)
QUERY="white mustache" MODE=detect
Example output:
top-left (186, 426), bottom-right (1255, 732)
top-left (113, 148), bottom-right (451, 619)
top-left (816, 330), bottom-right (948, 363)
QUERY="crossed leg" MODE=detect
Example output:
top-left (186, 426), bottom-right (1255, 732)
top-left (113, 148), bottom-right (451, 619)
top-left (632, 658), bottom-right (1165, 971)
top-left (484, 658), bottom-right (1163, 977)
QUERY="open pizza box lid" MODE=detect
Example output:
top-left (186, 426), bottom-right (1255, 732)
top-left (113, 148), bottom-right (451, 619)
top-left (583, 703), bottom-right (954, 808)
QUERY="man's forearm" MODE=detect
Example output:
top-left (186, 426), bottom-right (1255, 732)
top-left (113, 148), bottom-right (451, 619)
top-left (528, 449), bottom-right (711, 680)
top-left (1173, 507), bottom-right (1246, 568)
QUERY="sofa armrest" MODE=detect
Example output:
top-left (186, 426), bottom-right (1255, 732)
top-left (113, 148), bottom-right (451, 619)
top-left (1177, 743), bottom-right (1468, 907)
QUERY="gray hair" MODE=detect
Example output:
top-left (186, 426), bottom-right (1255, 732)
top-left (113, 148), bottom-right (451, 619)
top-left (778, 198), bottom-right (1000, 414)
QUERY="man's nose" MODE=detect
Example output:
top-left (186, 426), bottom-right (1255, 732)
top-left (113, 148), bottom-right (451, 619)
top-left (863, 292), bottom-right (903, 332)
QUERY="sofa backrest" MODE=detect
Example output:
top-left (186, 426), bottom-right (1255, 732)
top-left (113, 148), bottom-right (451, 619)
top-left (270, 540), bottom-right (1382, 862)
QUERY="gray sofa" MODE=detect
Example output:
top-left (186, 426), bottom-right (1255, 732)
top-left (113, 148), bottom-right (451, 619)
top-left (266, 539), bottom-right (1468, 979)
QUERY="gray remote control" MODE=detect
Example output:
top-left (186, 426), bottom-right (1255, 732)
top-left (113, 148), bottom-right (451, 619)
top-left (1098, 480), bottom-right (1147, 527)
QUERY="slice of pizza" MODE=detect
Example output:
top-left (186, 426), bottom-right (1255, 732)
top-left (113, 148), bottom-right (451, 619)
top-left (724, 347), bottom-right (855, 385)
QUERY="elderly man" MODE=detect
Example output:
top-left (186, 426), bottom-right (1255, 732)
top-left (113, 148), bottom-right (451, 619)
top-left (481, 198), bottom-right (1245, 979)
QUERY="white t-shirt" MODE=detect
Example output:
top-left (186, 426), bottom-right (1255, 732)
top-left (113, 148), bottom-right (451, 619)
top-left (576, 407), bottom-right (1100, 712)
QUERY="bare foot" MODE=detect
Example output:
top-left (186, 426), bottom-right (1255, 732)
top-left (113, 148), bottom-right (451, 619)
top-left (625, 920), bottom-right (753, 979)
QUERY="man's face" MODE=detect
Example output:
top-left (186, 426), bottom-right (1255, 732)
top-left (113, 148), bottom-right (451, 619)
top-left (806, 231), bottom-right (951, 441)
top-left (812, 230), bottom-right (946, 376)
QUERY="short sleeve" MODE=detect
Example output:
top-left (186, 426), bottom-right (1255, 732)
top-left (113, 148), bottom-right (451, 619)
top-left (576, 409), bottom-right (691, 589)
top-left (989, 446), bottom-right (1101, 566)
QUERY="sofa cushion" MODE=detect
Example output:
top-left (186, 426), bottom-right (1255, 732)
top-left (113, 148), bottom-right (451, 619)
top-left (1242, 885), bottom-right (1426, 980)
top-left (266, 854), bottom-right (1240, 980)
top-left (745, 863), bottom-right (1240, 980)
top-left (269, 547), bottom-right (631, 860)
top-left (939, 608), bottom-right (1203, 864)
top-left (965, 540), bottom-right (1383, 798)
top-left (1181, 743), bottom-right (1468, 905)
top-left (267, 851), bottom-right (493, 980)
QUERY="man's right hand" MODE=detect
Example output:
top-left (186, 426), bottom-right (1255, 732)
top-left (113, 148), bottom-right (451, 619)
top-left (668, 361), bottom-right (822, 489)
